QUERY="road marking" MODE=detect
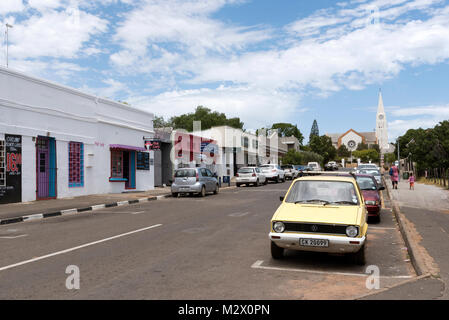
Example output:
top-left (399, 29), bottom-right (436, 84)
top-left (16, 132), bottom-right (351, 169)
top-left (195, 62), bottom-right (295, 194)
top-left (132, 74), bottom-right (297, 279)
top-left (117, 201), bottom-right (129, 207)
top-left (228, 212), bottom-right (250, 217)
top-left (251, 260), bottom-right (412, 279)
top-left (91, 204), bottom-right (106, 211)
top-left (0, 224), bottom-right (162, 272)
top-left (61, 208), bottom-right (77, 215)
top-left (0, 234), bottom-right (28, 239)
top-left (131, 211), bottom-right (145, 215)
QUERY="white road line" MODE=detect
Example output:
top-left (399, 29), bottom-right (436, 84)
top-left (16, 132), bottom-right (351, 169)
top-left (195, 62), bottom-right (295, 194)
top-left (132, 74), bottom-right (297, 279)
top-left (0, 234), bottom-right (28, 239)
top-left (61, 208), bottom-right (77, 215)
top-left (251, 260), bottom-right (412, 279)
top-left (228, 212), bottom-right (250, 217)
top-left (117, 201), bottom-right (129, 206)
top-left (131, 211), bottom-right (145, 215)
top-left (0, 224), bottom-right (162, 272)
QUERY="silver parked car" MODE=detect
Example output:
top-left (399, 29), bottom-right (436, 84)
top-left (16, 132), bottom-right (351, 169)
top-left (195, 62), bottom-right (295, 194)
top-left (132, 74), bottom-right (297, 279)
top-left (236, 167), bottom-right (267, 187)
top-left (281, 165), bottom-right (298, 180)
top-left (260, 164), bottom-right (285, 183)
top-left (359, 169), bottom-right (383, 188)
top-left (171, 167), bottom-right (219, 197)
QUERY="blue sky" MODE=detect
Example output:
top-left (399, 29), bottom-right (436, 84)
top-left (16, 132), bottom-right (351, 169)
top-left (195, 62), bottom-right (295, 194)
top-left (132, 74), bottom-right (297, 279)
top-left (1, 0), bottom-right (449, 143)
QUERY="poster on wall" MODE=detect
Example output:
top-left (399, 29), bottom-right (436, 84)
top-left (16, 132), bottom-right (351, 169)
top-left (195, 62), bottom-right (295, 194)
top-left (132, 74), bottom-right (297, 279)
top-left (0, 134), bottom-right (22, 204)
top-left (137, 152), bottom-right (150, 170)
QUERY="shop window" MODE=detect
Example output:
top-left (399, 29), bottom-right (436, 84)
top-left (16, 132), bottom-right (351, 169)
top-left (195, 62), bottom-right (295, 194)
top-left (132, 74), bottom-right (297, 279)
top-left (0, 140), bottom-right (5, 187)
top-left (69, 142), bottom-right (84, 187)
top-left (111, 150), bottom-right (123, 178)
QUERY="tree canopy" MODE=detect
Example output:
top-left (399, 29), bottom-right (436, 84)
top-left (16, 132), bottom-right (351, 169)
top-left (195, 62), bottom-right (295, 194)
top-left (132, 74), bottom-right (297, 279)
top-left (396, 120), bottom-right (449, 170)
top-left (271, 123), bottom-right (304, 145)
top-left (169, 106), bottom-right (244, 132)
top-left (309, 135), bottom-right (337, 164)
top-left (281, 149), bottom-right (323, 166)
top-left (309, 119), bottom-right (319, 141)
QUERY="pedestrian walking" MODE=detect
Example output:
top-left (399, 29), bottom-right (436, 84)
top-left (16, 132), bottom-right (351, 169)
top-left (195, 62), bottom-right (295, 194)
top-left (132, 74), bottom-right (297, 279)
top-left (409, 172), bottom-right (415, 190)
top-left (391, 165), bottom-right (399, 189)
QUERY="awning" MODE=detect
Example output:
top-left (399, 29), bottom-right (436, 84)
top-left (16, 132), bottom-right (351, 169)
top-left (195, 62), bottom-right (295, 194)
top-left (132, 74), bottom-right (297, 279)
top-left (109, 144), bottom-right (146, 152)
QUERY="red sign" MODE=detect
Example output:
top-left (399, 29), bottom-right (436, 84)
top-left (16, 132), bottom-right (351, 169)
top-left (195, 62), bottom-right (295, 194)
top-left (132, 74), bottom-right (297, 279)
top-left (145, 140), bottom-right (161, 150)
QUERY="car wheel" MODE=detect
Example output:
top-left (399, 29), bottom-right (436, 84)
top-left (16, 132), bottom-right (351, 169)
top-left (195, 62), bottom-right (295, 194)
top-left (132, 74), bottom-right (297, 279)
top-left (172, 192), bottom-right (178, 198)
top-left (213, 184), bottom-right (219, 194)
top-left (271, 241), bottom-right (284, 259)
top-left (350, 244), bottom-right (366, 265)
top-left (236, 183), bottom-right (241, 187)
top-left (276, 176), bottom-right (280, 183)
top-left (264, 180), bottom-right (268, 185)
top-left (200, 186), bottom-right (206, 197)
top-left (255, 179), bottom-right (260, 187)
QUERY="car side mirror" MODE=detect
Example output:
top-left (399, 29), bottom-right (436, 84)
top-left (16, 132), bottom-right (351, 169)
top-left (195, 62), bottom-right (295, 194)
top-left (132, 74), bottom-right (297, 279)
top-left (280, 196), bottom-right (285, 202)
top-left (378, 186), bottom-right (385, 191)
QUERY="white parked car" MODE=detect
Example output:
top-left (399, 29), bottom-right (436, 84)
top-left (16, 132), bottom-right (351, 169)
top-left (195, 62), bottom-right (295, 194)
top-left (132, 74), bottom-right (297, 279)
top-left (260, 164), bottom-right (285, 183)
top-left (236, 167), bottom-right (267, 187)
top-left (307, 162), bottom-right (322, 171)
top-left (355, 163), bottom-right (379, 173)
top-left (281, 165), bottom-right (298, 180)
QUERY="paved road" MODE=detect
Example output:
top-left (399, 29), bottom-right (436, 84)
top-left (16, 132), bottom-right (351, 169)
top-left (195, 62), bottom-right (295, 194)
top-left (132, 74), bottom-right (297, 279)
top-left (0, 180), bottom-right (413, 299)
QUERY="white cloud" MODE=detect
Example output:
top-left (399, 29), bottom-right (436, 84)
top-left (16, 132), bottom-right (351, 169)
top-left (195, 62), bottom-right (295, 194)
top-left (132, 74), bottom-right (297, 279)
top-left (0, 0), bottom-right (24, 15)
top-left (128, 85), bottom-right (305, 130)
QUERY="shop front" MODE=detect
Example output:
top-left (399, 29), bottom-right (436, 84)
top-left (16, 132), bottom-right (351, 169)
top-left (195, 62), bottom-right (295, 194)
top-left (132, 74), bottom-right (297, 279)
top-left (109, 144), bottom-right (147, 190)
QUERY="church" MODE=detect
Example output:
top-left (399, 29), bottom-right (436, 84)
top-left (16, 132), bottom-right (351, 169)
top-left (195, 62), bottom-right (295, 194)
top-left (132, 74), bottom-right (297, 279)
top-left (326, 91), bottom-right (394, 153)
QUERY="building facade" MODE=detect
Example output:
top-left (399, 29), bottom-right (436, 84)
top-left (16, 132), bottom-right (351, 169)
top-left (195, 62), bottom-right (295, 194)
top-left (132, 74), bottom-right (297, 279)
top-left (0, 67), bottom-right (155, 204)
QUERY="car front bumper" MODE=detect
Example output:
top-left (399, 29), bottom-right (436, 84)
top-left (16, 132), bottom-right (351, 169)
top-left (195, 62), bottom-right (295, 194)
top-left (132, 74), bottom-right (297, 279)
top-left (171, 183), bottom-right (203, 193)
top-left (269, 232), bottom-right (365, 253)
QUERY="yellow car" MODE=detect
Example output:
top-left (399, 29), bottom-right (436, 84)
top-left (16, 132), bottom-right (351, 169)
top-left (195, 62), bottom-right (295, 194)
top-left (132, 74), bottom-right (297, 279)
top-left (269, 174), bottom-right (368, 265)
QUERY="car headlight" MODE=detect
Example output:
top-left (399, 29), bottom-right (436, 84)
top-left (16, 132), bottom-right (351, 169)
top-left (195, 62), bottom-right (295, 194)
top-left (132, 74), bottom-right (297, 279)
top-left (346, 226), bottom-right (359, 238)
top-left (273, 222), bottom-right (285, 233)
top-left (365, 200), bottom-right (379, 205)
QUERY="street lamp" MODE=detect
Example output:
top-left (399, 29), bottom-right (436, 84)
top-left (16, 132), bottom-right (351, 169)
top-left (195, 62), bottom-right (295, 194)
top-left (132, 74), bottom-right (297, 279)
top-left (5, 23), bottom-right (13, 68)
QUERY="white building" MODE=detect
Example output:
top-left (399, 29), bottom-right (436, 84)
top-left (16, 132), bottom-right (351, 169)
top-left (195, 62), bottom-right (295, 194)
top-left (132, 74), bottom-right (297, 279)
top-left (0, 67), bottom-right (155, 204)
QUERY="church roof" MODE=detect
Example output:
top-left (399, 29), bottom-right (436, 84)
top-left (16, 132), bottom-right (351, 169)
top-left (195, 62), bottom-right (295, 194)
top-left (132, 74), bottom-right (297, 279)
top-left (326, 131), bottom-right (377, 144)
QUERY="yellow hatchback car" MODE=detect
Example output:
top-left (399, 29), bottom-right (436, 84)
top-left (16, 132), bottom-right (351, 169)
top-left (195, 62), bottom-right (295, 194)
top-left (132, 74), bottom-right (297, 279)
top-left (269, 174), bottom-right (368, 265)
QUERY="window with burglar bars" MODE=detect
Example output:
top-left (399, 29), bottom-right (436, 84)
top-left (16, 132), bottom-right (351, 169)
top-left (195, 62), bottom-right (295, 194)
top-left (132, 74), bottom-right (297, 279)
top-left (0, 140), bottom-right (5, 187)
top-left (69, 142), bottom-right (84, 187)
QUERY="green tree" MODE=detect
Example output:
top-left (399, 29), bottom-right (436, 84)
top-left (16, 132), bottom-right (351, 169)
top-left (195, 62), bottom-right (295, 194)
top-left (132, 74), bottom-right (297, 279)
top-left (170, 106), bottom-right (244, 132)
top-left (353, 149), bottom-right (380, 163)
top-left (281, 150), bottom-right (323, 165)
top-left (384, 152), bottom-right (396, 165)
top-left (153, 115), bottom-right (172, 128)
top-left (356, 142), bottom-right (368, 151)
top-left (309, 135), bottom-right (337, 164)
top-left (337, 144), bottom-right (351, 157)
top-left (309, 119), bottom-right (319, 141)
top-left (271, 123), bottom-right (304, 145)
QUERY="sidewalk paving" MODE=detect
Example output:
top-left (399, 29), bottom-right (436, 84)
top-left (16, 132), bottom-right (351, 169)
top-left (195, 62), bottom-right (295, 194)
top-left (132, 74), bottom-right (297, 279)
top-left (0, 187), bottom-right (172, 222)
top-left (364, 178), bottom-right (449, 299)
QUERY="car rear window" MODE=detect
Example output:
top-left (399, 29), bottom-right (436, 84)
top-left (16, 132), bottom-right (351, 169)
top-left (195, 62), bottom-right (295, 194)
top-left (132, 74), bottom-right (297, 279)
top-left (285, 180), bottom-right (359, 205)
top-left (238, 168), bottom-right (254, 174)
top-left (174, 169), bottom-right (196, 178)
top-left (356, 176), bottom-right (377, 190)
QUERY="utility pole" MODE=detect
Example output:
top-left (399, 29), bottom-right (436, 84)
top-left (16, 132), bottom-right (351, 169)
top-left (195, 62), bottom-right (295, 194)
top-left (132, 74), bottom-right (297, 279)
top-left (5, 24), bottom-right (13, 68)
top-left (397, 137), bottom-right (400, 181)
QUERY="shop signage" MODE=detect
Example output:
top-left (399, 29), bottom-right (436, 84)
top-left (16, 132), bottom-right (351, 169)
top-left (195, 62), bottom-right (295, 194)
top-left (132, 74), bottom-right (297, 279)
top-left (0, 134), bottom-right (22, 204)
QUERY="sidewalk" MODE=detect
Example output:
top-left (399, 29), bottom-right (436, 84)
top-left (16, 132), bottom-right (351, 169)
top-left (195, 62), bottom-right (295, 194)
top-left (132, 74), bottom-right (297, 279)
top-left (365, 178), bottom-right (449, 299)
top-left (0, 187), bottom-right (172, 223)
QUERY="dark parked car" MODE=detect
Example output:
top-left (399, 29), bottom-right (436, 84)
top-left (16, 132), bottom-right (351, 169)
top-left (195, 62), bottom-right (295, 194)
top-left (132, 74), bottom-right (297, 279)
top-left (355, 174), bottom-right (385, 222)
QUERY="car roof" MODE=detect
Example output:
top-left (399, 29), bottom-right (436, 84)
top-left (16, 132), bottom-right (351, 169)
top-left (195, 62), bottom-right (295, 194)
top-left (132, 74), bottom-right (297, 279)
top-left (295, 173), bottom-right (356, 183)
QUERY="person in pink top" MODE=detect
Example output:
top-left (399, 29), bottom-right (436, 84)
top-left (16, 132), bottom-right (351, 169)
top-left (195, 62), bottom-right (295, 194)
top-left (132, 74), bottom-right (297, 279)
top-left (391, 165), bottom-right (399, 189)
top-left (409, 172), bottom-right (415, 190)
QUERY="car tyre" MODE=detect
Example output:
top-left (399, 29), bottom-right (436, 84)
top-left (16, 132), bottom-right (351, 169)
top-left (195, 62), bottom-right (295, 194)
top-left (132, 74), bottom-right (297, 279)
top-left (350, 244), bottom-right (366, 265)
top-left (236, 183), bottom-right (241, 187)
top-left (172, 192), bottom-right (178, 198)
top-left (275, 176), bottom-right (280, 183)
top-left (200, 186), bottom-right (206, 197)
top-left (255, 179), bottom-right (260, 187)
top-left (214, 184), bottom-right (219, 194)
top-left (271, 241), bottom-right (284, 259)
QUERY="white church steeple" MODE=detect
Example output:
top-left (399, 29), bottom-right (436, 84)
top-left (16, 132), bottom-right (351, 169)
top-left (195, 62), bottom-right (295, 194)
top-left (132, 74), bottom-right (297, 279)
top-left (376, 89), bottom-right (389, 152)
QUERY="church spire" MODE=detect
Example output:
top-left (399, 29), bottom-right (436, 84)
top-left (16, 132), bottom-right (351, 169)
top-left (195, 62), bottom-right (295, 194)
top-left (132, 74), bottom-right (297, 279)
top-left (377, 89), bottom-right (385, 115)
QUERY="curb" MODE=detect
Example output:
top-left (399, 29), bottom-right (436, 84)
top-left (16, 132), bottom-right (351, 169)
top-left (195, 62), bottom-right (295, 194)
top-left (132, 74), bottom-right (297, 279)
top-left (383, 176), bottom-right (427, 276)
top-left (0, 194), bottom-right (172, 226)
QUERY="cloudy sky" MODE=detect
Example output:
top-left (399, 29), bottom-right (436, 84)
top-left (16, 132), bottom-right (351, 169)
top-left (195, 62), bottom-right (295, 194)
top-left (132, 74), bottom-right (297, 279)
top-left (1, 0), bottom-right (448, 142)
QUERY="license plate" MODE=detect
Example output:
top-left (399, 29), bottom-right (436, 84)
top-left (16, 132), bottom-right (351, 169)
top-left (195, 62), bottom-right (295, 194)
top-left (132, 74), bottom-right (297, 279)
top-left (299, 239), bottom-right (329, 247)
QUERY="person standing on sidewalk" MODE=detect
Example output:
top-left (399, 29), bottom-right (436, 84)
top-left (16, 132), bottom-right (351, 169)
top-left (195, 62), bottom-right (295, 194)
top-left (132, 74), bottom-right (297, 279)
top-left (409, 172), bottom-right (415, 190)
top-left (391, 165), bottom-right (399, 189)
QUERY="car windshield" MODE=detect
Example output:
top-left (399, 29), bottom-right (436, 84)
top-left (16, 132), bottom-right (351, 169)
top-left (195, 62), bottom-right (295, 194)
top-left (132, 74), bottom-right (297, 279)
top-left (360, 170), bottom-right (380, 176)
top-left (260, 165), bottom-right (273, 170)
top-left (174, 169), bottom-right (196, 178)
top-left (238, 168), bottom-right (254, 174)
top-left (285, 180), bottom-right (359, 205)
top-left (356, 176), bottom-right (377, 190)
